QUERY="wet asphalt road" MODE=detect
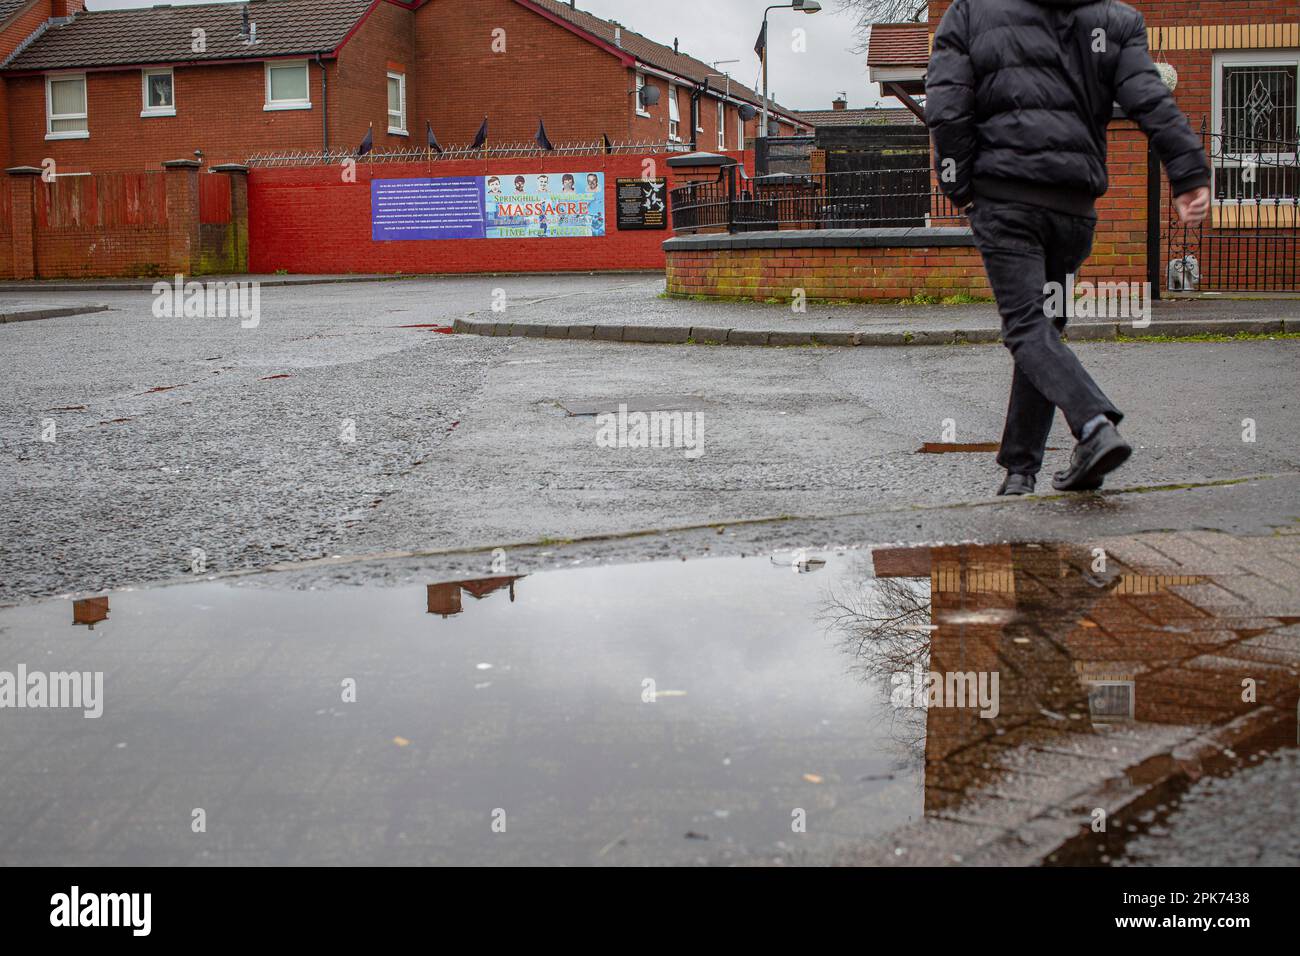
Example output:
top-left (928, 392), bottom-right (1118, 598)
top-left (1, 275), bottom-right (1298, 868)
top-left (2, 275), bottom-right (1297, 603)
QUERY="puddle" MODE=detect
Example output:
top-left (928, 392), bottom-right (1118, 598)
top-left (0, 540), bottom-right (1295, 866)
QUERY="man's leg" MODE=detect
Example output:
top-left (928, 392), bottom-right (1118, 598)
top-left (972, 202), bottom-right (1121, 439)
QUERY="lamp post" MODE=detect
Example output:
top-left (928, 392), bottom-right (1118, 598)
top-left (760, 0), bottom-right (821, 142)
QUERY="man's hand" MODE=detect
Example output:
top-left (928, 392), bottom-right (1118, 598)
top-left (1175, 186), bottom-right (1211, 227)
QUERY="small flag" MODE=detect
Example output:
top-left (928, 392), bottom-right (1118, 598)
top-left (470, 116), bottom-right (489, 150)
top-left (357, 124), bottom-right (373, 156)
top-left (602, 133), bottom-right (613, 155)
top-left (535, 118), bottom-right (554, 151)
top-left (426, 121), bottom-right (443, 154)
top-left (754, 21), bottom-right (767, 60)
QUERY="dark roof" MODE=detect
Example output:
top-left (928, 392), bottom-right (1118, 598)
top-left (1, 0), bottom-right (33, 25)
top-left (524, 0), bottom-right (805, 123)
top-left (795, 107), bottom-right (922, 127)
top-left (4, 0), bottom-right (372, 71)
top-left (865, 22), bottom-right (930, 69)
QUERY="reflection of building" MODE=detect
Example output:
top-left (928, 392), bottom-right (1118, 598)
top-left (869, 543), bottom-right (1299, 815)
top-left (72, 595), bottom-right (109, 630)
top-left (426, 576), bottom-right (522, 619)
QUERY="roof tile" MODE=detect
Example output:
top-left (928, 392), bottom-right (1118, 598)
top-left (4, 0), bottom-right (371, 71)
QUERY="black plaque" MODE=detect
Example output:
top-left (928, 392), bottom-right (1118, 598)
top-left (616, 177), bottom-right (668, 230)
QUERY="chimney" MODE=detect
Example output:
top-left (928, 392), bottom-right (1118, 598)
top-left (674, 38), bottom-right (679, 54)
top-left (614, 26), bottom-right (622, 48)
top-left (241, 4), bottom-right (250, 39)
top-left (832, 96), bottom-right (848, 111)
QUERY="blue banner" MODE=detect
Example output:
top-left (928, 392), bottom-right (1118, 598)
top-left (371, 178), bottom-right (486, 241)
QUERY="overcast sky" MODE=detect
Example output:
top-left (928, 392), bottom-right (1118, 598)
top-left (84, 0), bottom-right (882, 110)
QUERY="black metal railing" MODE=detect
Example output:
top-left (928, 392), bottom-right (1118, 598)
top-left (670, 165), bottom-right (964, 234)
top-left (1166, 122), bottom-right (1299, 292)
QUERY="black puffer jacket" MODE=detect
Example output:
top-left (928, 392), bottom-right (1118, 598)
top-left (926, 0), bottom-right (1210, 211)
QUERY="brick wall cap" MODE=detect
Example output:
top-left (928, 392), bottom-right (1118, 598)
top-left (162, 159), bottom-right (202, 168)
top-left (666, 152), bottom-right (735, 168)
top-left (664, 226), bottom-right (976, 251)
top-left (211, 164), bottom-right (250, 174)
top-left (5, 166), bottom-right (44, 176)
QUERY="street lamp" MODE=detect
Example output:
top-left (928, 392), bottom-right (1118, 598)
top-left (760, 0), bottom-right (821, 142)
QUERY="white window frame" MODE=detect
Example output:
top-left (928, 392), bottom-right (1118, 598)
top-left (717, 102), bottom-right (726, 150)
top-left (737, 110), bottom-right (744, 150)
top-left (45, 72), bottom-right (88, 140)
top-left (386, 71), bottom-right (407, 135)
top-left (668, 84), bottom-right (681, 141)
top-left (1211, 50), bottom-right (1299, 204)
top-left (141, 67), bottom-right (175, 118)
top-left (264, 59), bottom-right (311, 111)
top-left (635, 72), bottom-right (650, 117)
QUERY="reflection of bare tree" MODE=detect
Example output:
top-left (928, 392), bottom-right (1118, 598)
top-left (819, 554), bottom-right (933, 763)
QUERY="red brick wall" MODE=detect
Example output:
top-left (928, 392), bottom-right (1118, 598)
top-left (330, 0), bottom-right (416, 154)
top-left (414, 0), bottom-right (631, 147)
top-left (4, 60), bottom-right (333, 174)
top-left (248, 151), bottom-right (745, 274)
top-left (665, 245), bottom-right (991, 302)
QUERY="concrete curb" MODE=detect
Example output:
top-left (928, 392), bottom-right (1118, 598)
top-left (451, 316), bottom-right (1291, 347)
top-left (0, 304), bottom-right (110, 324)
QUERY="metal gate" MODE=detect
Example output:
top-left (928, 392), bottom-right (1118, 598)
top-left (1165, 124), bottom-right (1300, 292)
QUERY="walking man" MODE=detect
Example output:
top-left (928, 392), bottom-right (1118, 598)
top-left (926, 0), bottom-right (1211, 495)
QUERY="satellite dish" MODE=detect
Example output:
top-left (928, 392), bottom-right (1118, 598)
top-left (639, 84), bottom-right (661, 108)
top-left (738, 104), bottom-right (758, 122)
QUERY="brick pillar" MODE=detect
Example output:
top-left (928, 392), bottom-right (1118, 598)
top-left (212, 163), bottom-right (249, 273)
top-left (665, 152), bottom-right (737, 235)
top-left (5, 165), bottom-right (41, 280)
top-left (162, 159), bottom-right (201, 276)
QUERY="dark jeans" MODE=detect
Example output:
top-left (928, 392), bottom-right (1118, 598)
top-left (970, 199), bottom-right (1123, 477)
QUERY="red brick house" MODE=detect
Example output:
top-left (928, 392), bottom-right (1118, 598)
top-left (0, 0), bottom-right (810, 174)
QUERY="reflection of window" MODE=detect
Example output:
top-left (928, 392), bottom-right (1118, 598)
top-left (387, 72), bottom-right (406, 134)
top-left (142, 68), bottom-right (174, 117)
top-left (46, 73), bottom-right (88, 139)
top-left (668, 85), bottom-right (681, 141)
top-left (265, 60), bottom-right (310, 110)
top-left (1087, 681), bottom-right (1135, 722)
top-left (1213, 53), bottom-right (1298, 201)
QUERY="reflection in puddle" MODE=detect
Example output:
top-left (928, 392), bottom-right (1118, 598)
top-left (1, 535), bottom-right (1296, 866)
top-left (426, 576), bottom-right (524, 618)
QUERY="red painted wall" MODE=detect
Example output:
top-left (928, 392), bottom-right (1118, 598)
top-left (248, 150), bottom-right (752, 274)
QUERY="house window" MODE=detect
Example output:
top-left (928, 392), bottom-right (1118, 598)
top-left (737, 111), bottom-right (744, 150)
top-left (141, 68), bottom-right (175, 117)
top-left (46, 73), bottom-right (88, 139)
top-left (717, 104), bottom-right (726, 149)
top-left (265, 60), bottom-right (310, 110)
top-left (635, 72), bottom-right (650, 117)
top-left (668, 85), bottom-right (681, 141)
top-left (387, 72), bottom-right (407, 134)
top-left (1213, 51), bottom-right (1298, 201)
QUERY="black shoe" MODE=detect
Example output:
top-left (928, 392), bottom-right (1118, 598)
top-left (1052, 422), bottom-right (1132, 491)
top-left (997, 473), bottom-right (1036, 496)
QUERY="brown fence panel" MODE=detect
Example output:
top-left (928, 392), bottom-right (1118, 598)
top-left (200, 173), bottom-right (232, 225)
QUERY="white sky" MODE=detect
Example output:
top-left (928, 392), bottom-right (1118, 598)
top-left (83, 0), bottom-right (883, 110)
